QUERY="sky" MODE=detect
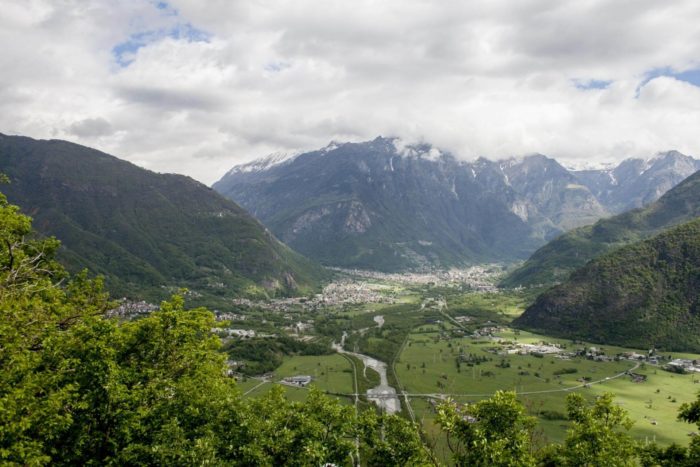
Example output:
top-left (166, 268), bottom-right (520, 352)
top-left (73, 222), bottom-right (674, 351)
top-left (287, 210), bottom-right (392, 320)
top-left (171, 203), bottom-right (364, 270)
top-left (2, 0), bottom-right (700, 184)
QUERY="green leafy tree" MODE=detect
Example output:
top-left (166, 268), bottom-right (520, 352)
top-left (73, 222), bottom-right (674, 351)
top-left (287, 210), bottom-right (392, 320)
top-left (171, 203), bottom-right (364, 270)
top-left (359, 409), bottom-right (433, 466)
top-left (554, 392), bottom-right (637, 466)
top-left (639, 443), bottom-right (693, 467)
top-left (49, 295), bottom-right (241, 465)
top-left (436, 390), bottom-right (537, 466)
top-left (234, 386), bottom-right (357, 465)
top-left (0, 180), bottom-right (112, 465)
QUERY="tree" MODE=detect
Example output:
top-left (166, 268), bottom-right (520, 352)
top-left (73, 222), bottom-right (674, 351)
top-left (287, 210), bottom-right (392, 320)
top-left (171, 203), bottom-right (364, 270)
top-left (554, 392), bottom-right (637, 466)
top-left (359, 409), bottom-right (433, 466)
top-left (436, 391), bottom-right (537, 466)
top-left (234, 386), bottom-right (357, 465)
top-left (50, 295), bottom-right (242, 465)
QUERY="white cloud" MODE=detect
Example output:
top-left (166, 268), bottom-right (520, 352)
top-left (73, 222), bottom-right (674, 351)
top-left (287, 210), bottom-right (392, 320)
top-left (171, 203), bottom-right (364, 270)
top-left (67, 117), bottom-right (114, 137)
top-left (1, 0), bottom-right (700, 184)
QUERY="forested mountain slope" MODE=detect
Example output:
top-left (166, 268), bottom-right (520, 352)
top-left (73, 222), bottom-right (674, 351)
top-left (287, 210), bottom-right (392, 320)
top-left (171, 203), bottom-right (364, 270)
top-left (515, 217), bottom-right (700, 351)
top-left (0, 133), bottom-right (325, 299)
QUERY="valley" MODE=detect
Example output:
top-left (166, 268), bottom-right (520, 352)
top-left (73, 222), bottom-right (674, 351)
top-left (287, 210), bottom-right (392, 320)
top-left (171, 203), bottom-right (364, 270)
top-left (2, 134), bottom-right (699, 465)
top-left (6, 3), bottom-right (700, 464)
top-left (221, 267), bottom-right (700, 459)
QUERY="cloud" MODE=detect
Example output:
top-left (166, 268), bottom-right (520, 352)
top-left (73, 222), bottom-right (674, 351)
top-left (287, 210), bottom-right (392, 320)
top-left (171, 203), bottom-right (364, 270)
top-left (67, 117), bottom-right (114, 138)
top-left (1, 0), bottom-right (700, 184)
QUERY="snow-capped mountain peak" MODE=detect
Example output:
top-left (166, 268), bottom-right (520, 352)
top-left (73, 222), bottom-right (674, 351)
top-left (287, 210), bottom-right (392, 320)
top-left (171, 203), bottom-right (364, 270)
top-left (226, 150), bottom-right (301, 175)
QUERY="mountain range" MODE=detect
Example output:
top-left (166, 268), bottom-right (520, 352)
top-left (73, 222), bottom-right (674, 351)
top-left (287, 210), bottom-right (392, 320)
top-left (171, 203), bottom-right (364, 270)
top-left (214, 137), bottom-right (699, 271)
top-left (0, 133), bottom-right (325, 301)
top-left (502, 169), bottom-right (700, 287)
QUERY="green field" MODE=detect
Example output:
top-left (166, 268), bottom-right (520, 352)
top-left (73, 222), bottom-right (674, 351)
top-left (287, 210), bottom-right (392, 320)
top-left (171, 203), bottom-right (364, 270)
top-left (232, 286), bottom-right (700, 460)
top-left (273, 354), bottom-right (355, 394)
top-left (396, 327), bottom-right (700, 446)
top-left (233, 354), bottom-right (356, 403)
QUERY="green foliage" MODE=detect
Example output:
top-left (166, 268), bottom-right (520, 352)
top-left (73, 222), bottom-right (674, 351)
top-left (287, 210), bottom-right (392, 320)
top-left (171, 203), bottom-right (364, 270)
top-left (678, 393), bottom-right (700, 425)
top-left (553, 367), bottom-right (578, 376)
top-left (639, 443), bottom-right (699, 467)
top-left (0, 183), bottom-right (114, 464)
top-left (224, 335), bottom-right (333, 375)
top-left (435, 389), bottom-right (670, 466)
top-left (359, 409), bottom-right (433, 466)
top-left (554, 393), bottom-right (637, 466)
top-left (436, 391), bottom-right (538, 466)
top-left (234, 386), bottom-right (357, 465)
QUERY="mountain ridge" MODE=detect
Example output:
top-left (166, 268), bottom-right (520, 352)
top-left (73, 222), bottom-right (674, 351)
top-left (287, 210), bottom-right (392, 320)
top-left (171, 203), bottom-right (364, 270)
top-left (0, 133), bottom-right (326, 301)
top-left (214, 137), bottom-right (698, 271)
top-left (502, 168), bottom-right (700, 288)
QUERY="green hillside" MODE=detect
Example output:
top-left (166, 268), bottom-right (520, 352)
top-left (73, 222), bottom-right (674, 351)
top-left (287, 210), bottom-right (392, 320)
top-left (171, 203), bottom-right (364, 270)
top-left (515, 217), bottom-right (700, 351)
top-left (502, 169), bottom-right (700, 287)
top-left (0, 134), bottom-right (326, 300)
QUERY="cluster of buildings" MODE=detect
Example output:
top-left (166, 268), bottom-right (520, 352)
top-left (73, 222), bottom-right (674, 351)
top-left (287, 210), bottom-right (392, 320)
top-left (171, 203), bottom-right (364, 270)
top-left (106, 300), bottom-right (158, 318)
top-left (215, 312), bottom-right (247, 322)
top-left (330, 265), bottom-right (500, 291)
top-left (667, 359), bottom-right (700, 373)
top-left (216, 328), bottom-right (257, 338)
top-left (471, 325), bottom-right (503, 339)
top-left (231, 279), bottom-right (393, 312)
top-left (282, 321), bottom-right (314, 335)
top-left (504, 342), bottom-right (563, 355)
top-left (281, 375), bottom-right (313, 387)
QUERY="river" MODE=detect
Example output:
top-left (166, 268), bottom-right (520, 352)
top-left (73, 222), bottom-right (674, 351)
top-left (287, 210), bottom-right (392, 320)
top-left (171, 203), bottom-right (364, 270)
top-left (333, 318), bottom-right (401, 414)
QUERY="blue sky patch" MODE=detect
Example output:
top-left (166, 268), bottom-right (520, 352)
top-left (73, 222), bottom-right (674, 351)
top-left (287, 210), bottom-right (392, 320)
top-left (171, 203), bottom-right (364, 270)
top-left (264, 61), bottom-right (291, 73)
top-left (636, 66), bottom-right (700, 96)
top-left (112, 2), bottom-right (210, 67)
top-left (573, 79), bottom-right (612, 90)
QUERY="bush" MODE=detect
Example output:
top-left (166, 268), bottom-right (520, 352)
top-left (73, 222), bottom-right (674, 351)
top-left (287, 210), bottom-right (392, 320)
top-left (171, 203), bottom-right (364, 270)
top-left (553, 368), bottom-right (578, 376)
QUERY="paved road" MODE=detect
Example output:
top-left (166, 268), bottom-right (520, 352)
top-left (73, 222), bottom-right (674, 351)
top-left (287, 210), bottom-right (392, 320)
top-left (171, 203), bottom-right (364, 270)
top-left (337, 361), bottom-right (641, 399)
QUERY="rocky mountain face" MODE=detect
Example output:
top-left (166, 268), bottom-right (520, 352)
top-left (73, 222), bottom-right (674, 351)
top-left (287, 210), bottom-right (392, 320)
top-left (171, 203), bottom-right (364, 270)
top-left (0, 134), bottom-right (326, 300)
top-left (515, 217), bottom-right (700, 351)
top-left (501, 169), bottom-right (700, 288)
top-left (216, 138), bottom-right (529, 270)
top-left (573, 151), bottom-right (700, 213)
top-left (500, 155), bottom-right (608, 237)
top-left (215, 137), bottom-right (693, 271)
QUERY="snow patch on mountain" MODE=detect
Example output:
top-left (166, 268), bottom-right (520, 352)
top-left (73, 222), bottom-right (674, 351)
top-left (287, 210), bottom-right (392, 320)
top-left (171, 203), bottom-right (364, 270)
top-left (391, 138), bottom-right (445, 161)
top-left (563, 160), bottom-right (617, 171)
top-left (226, 150), bottom-right (302, 175)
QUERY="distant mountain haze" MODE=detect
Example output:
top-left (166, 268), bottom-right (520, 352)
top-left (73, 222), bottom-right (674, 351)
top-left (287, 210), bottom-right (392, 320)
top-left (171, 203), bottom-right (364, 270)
top-left (502, 168), bottom-right (700, 288)
top-left (214, 137), bottom-right (699, 271)
top-left (0, 133), bottom-right (326, 300)
top-left (573, 150), bottom-right (700, 213)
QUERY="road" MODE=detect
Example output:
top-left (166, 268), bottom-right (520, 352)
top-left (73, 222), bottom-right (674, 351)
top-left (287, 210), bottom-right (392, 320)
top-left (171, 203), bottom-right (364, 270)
top-left (337, 361), bottom-right (641, 399)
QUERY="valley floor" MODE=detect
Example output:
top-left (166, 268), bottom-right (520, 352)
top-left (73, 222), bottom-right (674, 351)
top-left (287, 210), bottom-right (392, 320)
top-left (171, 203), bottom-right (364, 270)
top-left (222, 266), bottom-right (700, 460)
